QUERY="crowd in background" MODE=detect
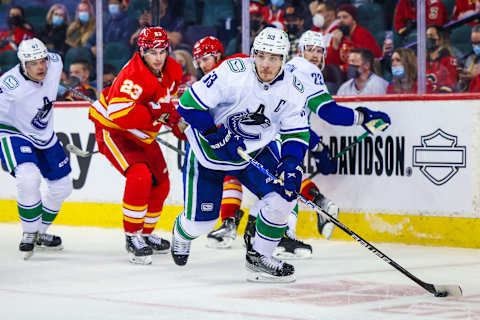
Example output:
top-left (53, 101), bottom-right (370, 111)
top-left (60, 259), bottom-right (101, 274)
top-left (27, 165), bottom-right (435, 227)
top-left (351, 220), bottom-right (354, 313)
top-left (0, 0), bottom-right (479, 99)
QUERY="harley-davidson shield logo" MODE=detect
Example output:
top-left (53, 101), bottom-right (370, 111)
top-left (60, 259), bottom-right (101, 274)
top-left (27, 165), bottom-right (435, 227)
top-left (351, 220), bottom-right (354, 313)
top-left (412, 129), bottom-right (466, 185)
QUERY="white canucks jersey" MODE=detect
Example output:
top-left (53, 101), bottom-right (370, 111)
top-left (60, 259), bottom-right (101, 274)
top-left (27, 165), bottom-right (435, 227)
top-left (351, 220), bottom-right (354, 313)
top-left (0, 53), bottom-right (62, 149)
top-left (179, 57), bottom-right (310, 171)
top-left (286, 56), bottom-right (332, 116)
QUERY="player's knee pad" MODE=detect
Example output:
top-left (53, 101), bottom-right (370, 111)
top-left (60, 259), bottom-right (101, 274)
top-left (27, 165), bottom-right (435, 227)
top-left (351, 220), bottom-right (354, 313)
top-left (45, 175), bottom-right (73, 204)
top-left (15, 162), bottom-right (42, 205)
top-left (259, 192), bottom-right (296, 224)
top-left (124, 163), bottom-right (153, 204)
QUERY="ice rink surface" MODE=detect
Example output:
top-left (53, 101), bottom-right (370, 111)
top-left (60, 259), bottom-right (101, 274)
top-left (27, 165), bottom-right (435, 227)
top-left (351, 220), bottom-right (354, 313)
top-left (0, 223), bottom-right (478, 320)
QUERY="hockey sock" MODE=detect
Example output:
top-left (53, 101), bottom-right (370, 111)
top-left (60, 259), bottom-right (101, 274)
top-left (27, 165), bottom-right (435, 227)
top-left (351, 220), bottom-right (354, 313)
top-left (123, 163), bottom-right (153, 233)
top-left (15, 163), bottom-right (42, 233)
top-left (220, 176), bottom-right (242, 220)
top-left (174, 211), bottom-right (218, 240)
top-left (41, 175), bottom-right (73, 233)
top-left (286, 203), bottom-right (298, 239)
top-left (253, 192), bottom-right (295, 257)
top-left (143, 181), bottom-right (169, 235)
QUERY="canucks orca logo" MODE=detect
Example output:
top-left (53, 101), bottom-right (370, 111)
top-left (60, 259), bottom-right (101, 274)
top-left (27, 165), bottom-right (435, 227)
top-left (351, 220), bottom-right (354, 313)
top-left (31, 97), bottom-right (54, 130)
top-left (226, 104), bottom-right (271, 140)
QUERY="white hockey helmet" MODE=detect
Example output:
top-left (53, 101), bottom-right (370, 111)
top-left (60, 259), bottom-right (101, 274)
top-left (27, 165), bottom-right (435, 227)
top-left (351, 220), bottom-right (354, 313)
top-left (298, 30), bottom-right (326, 70)
top-left (252, 27), bottom-right (290, 63)
top-left (17, 38), bottom-right (49, 72)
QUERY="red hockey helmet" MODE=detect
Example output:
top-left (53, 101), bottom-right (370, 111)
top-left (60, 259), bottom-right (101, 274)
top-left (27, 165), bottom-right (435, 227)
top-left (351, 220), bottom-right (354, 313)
top-left (192, 36), bottom-right (224, 61)
top-left (137, 26), bottom-right (169, 50)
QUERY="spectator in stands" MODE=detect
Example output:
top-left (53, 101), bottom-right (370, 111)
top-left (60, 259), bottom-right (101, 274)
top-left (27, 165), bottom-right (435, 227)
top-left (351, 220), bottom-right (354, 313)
top-left (66, 0), bottom-right (96, 48)
top-left (326, 4), bottom-right (381, 72)
top-left (157, 0), bottom-right (184, 49)
top-left (310, 1), bottom-right (338, 48)
top-left (458, 25), bottom-right (480, 92)
top-left (87, 0), bottom-right (136, 57)
top-left (285, 5), bottom-right (305, 60)
top-left (394, 0), bottom-right (447, 40)
top-left (337, 48), bottom-right (388, 95)
top-left (67, 59), bottom-right (97, 101)
top-left (452, 0), bottom-right (480, 22)
top-left (250, 2), bottom-right (268, 43)
top-left (263, 0), bottom-right (285, 29)
top-left (39, 4), bottom-right (71, 57)
top-left (129, 10), bottom-right (152, 49)
top-left (426, 25), bottom-right (458, 93)
top-left (386, 47), bottom-right (418, 94)
top-left (103, 63), bottom-right (117, 88)
top-left (172, 49), bottom-right (197, 96)
top-left (0, 6), bottom-right (34, 53)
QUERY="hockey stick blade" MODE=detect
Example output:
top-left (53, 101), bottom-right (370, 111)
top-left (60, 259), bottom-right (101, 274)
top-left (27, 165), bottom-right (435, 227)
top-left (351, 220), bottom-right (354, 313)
top-left (66, 144), bottom-right (95, 157)
top-left (237, 148), bottom-right (462, 298)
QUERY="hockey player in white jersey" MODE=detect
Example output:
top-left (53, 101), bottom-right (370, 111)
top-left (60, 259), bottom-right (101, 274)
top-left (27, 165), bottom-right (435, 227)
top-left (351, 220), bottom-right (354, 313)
top-left (172, 27), bottom-right (315, 282)
top-left (267, 30), bottom-right (390, 259)
top-left (0, 38), bottom-right (72, 260)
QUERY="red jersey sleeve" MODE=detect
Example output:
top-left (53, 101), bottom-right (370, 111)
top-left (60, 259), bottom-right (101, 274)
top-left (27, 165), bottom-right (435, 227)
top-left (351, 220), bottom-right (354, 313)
top-left (394, 0), bottom-right (411, 32)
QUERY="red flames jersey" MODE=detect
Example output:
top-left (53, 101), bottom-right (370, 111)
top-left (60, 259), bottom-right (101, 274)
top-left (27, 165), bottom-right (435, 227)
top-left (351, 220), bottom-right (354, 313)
top-left (89, 52), bottom-right (182, 145)
top-left (426, 50), bottom-right (458, 93)
top-left (394, 0), bottom-right (447, 33)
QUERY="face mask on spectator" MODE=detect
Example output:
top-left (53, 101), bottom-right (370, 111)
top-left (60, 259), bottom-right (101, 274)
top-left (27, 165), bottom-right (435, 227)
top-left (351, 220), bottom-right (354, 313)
top-left (391, 65), bottom-right (405, 78)
top-left (312, 14), bottom-right (324, 28)
top-left (52, 15), bottom-right (64, 26)
top-left (7, 15), bottom-right (22, 27)
top-left (473, 45), bottom-right (480, 56)
top-left (270, 0), bottom-right (284, 6)
top-left (286, 23), bottom-right (299, 36)
top-left (346, 64), bottom-right (359, 79)
top-left (426, 37), bottom-right (438, 51)
top-left (338, 25), bottom-right (350, 36)
top-left (78, 12), bottom-right (89, 23)
top-left (108, 4), bottom-right (120, 16)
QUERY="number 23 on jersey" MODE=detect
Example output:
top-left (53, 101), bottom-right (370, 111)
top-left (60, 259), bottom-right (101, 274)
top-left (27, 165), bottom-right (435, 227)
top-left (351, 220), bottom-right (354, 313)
top-left (120, 79), bottom-right (143, 99)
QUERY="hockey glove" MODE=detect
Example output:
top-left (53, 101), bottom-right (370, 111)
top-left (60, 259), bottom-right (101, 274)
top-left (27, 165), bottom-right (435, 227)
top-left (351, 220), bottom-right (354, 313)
top-left (356, 106), bottom-right (391, 134)
top-left (274, 156), bottom-right (303, 202)
top-left (311, 142), bottom-right (337, 175)
top-left (204, 124), bottom-right (246, 162)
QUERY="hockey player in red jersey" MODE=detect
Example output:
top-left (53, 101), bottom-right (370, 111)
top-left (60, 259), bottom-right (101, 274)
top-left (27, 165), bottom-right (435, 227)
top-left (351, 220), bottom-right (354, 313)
top-left (192, 36), bottom-right (248, 249)
top-left (89, 26), bottom-right (185, 264)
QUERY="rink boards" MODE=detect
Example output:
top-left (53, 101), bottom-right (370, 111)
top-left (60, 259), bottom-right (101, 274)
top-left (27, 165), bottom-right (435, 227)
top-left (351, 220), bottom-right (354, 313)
top-left (0, 94), bottom-right (479, 248)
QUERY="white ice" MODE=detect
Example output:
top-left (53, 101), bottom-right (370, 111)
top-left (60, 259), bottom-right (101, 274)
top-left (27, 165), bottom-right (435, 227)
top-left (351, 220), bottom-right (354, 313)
top-left (0, 223), bottom-right (478, 320)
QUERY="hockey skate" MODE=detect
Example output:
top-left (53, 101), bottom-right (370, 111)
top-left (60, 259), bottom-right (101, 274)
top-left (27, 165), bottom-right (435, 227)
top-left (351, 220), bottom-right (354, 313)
top-left (125, 233), bottom-right (153, 265)
top-left (206, 217), bottom-right (236, 249)
top-left (314, 193), bottom-right (339, 240)
top-left (19, 232), bottom-right (37, 260)
top-left (246, 248), bottom-right (295, 283)
top-left (36, 233), bottom-right (64, 251)
top-left (171, 228), bottom-right (191, 266)
top-left (273, 233), bottom-right (313, 260)
top-left (143, 234), bottom-right (170, 254)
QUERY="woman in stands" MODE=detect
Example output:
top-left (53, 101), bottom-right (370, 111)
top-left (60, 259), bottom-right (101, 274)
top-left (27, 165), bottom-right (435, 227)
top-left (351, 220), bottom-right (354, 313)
top-left (386, 47), bottom-right (418, 94)
top-left (66, 0), bottom-right (96, 48)
top-left (39, 4), bottom-right (71, 57)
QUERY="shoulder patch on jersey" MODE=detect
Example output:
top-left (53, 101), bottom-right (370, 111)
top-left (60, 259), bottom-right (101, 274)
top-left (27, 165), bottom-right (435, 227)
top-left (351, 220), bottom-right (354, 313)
top-left (292, 76), bottom-right (304, 93)
top-left (49, 53), bottom-right (59, 62)
top-left (3, 75), bottom-right (19, 90)
top-left (226, 59), bottom-right (246, 73)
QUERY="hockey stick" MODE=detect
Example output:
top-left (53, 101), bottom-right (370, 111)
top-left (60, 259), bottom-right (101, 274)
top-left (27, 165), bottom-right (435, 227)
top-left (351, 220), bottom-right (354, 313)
top-left (66, 143), bottom-right (99, 158)
top-left (237, 147), bottom-right (462, 298)
top-left (59, 81), bottom-right (185, 156)
top-left (308, 120), bottom-right (386, 180)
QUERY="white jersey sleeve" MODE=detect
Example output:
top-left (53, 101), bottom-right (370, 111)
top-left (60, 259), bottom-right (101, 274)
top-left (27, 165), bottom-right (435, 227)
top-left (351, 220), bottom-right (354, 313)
top-left (0, 52), bottom-right (63, 149)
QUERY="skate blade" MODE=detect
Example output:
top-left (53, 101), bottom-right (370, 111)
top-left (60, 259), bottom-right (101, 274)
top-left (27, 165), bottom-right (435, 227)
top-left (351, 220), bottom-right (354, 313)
top-left (35, 245), bottom-right (64, 251)
top-left (129, 254), bottom-right (152, 265)
top-left (206, 237), bottom-right (233, 249)
top-left (22, 251), bottom-right (34, 260)
top-left (151, 248), bottom-right (169, 255)
top-left (322, 222), bottom-right (335, 240)
top-left (273, 248), bottom-right (312, 260)
top-left (246, 270), bottom-right (296, 283)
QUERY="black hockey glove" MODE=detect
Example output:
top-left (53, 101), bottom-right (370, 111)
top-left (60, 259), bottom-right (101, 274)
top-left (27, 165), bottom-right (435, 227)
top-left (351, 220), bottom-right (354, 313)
top-left (204, 124), bottom-right (246, 162)
top-left (356, 106), bottom-right (391, 134)
top-left (274, 156), bottom-right (303, 202)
